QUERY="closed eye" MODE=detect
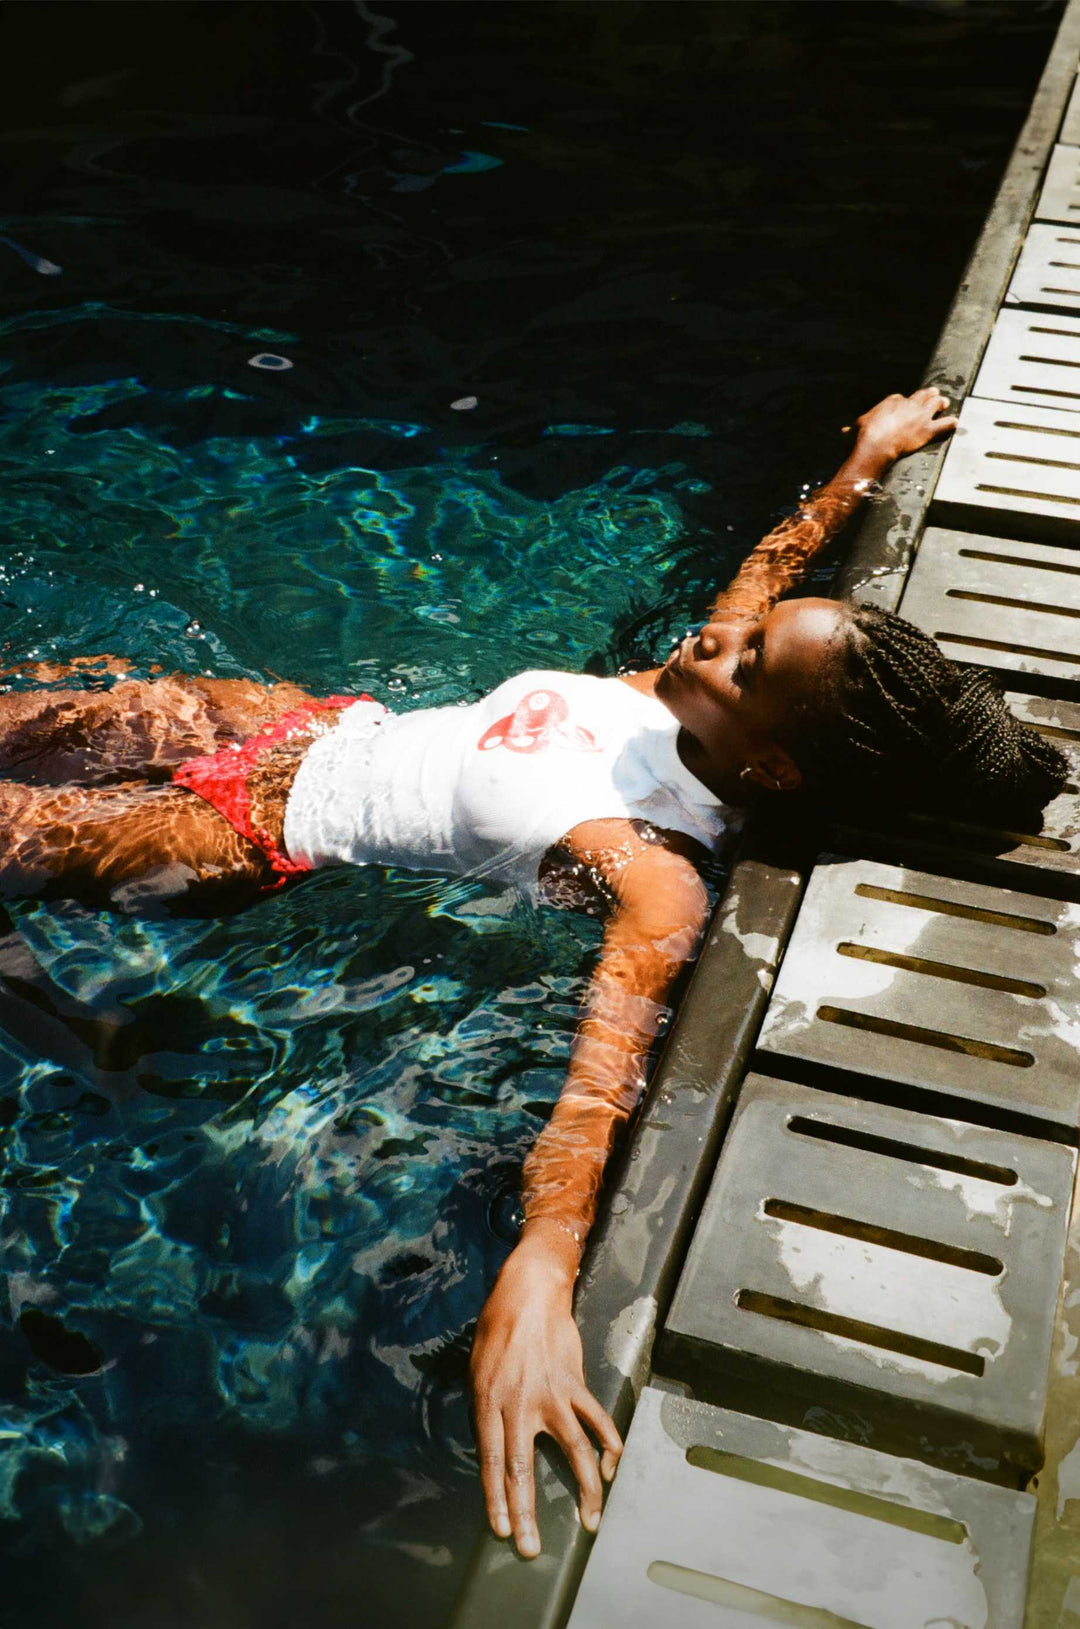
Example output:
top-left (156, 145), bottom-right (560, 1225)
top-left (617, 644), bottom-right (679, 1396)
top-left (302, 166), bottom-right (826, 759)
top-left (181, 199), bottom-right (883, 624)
top-left (734, 633), bottom-right (762, 687)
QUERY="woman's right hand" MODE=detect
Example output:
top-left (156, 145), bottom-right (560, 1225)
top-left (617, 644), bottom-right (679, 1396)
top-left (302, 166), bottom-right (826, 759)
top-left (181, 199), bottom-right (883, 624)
top-left (854, 386), bottom-right (958, 463)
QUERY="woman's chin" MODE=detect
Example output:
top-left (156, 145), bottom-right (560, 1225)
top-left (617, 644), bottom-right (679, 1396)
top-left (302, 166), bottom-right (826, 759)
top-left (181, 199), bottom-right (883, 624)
top-left (654, 665), bottom-right (678, 703)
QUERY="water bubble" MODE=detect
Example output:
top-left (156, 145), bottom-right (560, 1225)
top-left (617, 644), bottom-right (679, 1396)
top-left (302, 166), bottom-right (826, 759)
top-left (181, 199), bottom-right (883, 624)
top-left (133, 583), bottom-right (145, 593)
top-left (450, 395), bottom-right (478, 412)
top-left (488, 1184), bottom-right (524, 1244)
top-left (386, 676), bottom-right (408, 694)
top-left (248, 353), bottom-right (294, 371)
top-left (185, 621), bottom-right (202, 636)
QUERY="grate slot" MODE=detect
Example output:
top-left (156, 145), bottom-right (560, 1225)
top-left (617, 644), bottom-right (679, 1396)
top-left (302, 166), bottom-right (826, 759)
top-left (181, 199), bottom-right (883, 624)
top-left (784, 1116), bottom-right (1018, 1185)
top-left (1027, 718), bottom-right (1080, 742)
top-left (946, 587), bottom-right (1080, 618)
top-left (1019, 356), bottom-right (1080, 369)
top-left (683, 1446), bottom-right (967, 1542)
top-left (902, 811), bottom-right (1071, 854)
top-left (935, 628), bottom-right (1080, 663)
top-left (958, 544), bottom-right (1080, 575)
top-left (836, 942), bottom-right (1045, 994)
top-left (976, 480), bottom-right (1080, 501)
top-left (734, 1290), bottom-right (986, 1376)
top-left (1007, 384), bottom-right (1080, 399)
top-left (815, 1005), bottom-right (1036, 1068)
top-left (986, 449), bottom-right (1080, 472)
top-left (852, 880), bottom-right (1057, 933)
top-left (761, 1199), bottom-right (1004, 1275)
top-left (647, 1562), bottom-right (873, 1627)
top-left (993, 417), bottom-right (1080, 437)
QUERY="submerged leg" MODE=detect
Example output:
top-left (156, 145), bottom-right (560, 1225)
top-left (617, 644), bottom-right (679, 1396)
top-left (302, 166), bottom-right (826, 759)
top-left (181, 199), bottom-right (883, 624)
top-left (0, 780), bottom-right (273, 909)
top-left (0, 655), bottom-right (137, 684)
top-left (0, 673), bottom-right (317, 786)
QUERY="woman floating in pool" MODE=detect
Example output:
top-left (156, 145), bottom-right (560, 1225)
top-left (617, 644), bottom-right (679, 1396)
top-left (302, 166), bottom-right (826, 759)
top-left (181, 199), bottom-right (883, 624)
top-left (0, 389), bottom-right (1067, 1557)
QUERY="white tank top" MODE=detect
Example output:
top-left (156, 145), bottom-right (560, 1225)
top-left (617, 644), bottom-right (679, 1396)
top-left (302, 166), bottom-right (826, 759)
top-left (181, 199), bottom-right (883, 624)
top-left (282, 670), bottom-right (733, 900)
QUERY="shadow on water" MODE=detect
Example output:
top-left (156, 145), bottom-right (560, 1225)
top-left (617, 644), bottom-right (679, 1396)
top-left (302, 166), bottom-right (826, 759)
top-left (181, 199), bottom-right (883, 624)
top-left (0, 2), bottom-right (1065, 1625)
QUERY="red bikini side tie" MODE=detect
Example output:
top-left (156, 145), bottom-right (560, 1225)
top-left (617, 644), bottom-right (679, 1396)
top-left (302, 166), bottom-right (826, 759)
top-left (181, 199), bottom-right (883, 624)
top-left (173, 694), bottom-right (372, 880)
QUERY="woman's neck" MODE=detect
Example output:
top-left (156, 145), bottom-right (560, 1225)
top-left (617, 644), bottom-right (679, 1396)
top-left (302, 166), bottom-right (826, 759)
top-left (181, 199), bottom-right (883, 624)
top-left (616, 668), bottom-right (750, 806)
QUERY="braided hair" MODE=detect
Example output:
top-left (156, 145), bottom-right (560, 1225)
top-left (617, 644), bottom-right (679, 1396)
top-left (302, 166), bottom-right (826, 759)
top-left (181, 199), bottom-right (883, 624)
top-left (792, 604), bottom-right (1069, 829)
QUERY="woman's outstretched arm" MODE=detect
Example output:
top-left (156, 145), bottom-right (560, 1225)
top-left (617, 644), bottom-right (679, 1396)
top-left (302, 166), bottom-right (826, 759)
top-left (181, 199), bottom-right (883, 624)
top-left (469, 822), bottom-right (709, 1559)
top-left (709, 387), bottom-right (957, 625)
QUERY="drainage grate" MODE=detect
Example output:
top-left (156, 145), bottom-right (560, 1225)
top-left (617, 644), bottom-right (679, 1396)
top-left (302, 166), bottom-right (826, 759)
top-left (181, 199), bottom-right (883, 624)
top-left (756, 856), bottom-right (1080, 1131)
top-left (659, 1077), bottom-right (1074, 1484)
top-left (971, 307), bottom-right (1080, 417)
top-left (1006, 222), bottom-right (1080, 314)
top-left (566, 1386), bottom-right (1035, 1629)
top-left (900, 524), bottom-right (1080, 686)
top-left (933, 395), bottom-right (1080, 541)
top-left (1036, 143), bottom-right (1080, 227)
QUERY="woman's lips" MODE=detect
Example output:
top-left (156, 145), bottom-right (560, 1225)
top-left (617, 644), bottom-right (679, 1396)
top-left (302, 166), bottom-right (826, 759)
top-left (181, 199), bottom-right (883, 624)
top-left (668, 634), bottom-right (693, 672)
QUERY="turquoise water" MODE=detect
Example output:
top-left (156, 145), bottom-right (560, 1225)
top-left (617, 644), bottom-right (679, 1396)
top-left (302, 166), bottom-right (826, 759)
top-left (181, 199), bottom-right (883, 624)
top-left (0, 371), bottom-right (701, 695)
top-left (0, 3), bottom-right (1063, 1625)
top-left (0, 369), bottom-right (715, 1623)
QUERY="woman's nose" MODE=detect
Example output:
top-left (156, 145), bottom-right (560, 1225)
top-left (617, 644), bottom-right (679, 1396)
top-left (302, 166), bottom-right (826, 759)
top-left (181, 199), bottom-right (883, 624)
top-left (696, 621), bottom-right (726, 659)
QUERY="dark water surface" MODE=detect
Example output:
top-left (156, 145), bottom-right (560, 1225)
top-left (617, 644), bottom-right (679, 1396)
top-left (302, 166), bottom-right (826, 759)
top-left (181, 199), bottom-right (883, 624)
top-left (0, 3), bottom-right (1064, 1625)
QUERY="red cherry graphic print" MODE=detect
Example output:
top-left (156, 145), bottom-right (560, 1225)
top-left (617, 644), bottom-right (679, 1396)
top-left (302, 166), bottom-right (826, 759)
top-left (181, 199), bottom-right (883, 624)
top-left (477, 689), bottom-right (599, 754)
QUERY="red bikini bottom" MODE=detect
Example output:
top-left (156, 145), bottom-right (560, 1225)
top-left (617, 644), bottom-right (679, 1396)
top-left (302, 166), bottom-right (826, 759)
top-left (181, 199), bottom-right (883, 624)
top-left (173, 694), bottom-right (367, 879)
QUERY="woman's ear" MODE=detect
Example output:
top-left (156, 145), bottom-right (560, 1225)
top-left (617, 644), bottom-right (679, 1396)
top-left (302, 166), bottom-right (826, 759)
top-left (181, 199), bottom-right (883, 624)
top-left (746, 747), bottom-right (803, 794)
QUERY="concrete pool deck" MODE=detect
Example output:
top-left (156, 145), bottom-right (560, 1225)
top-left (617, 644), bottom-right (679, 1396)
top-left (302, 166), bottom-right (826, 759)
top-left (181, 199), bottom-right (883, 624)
top-left (450, 4), bottom-right (1080, 1623)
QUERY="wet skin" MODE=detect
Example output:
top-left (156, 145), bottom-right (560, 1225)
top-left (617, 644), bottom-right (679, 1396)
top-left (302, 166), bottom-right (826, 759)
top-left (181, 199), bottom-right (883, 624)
top-left (651, 596), bottom-right (849, 800)
top-left (0, 671), bottom-right (322, 907)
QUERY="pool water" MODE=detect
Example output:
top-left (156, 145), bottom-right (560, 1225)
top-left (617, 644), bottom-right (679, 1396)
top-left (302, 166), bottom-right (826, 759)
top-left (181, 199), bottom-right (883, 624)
top-left (0, 3), bottom-right (1063, 1625)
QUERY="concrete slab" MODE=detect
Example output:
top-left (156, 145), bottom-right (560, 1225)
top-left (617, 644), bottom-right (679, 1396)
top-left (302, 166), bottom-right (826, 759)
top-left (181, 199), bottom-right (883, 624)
top-left (972, 307), bottom-right (1080, 415)
top-left (833, 691), bottom-right (1080, 902)
top-left (1060, 72), bottom-right (1080, 146)
top-left (1021, 1154), bottom-right (1080, 1629)
top-left (900, 523), bottom-right (1080, 687)
top-left (932, 396), bottom-right (1080, 543)
top-left (756, 856), bottom-right (1080, 1133)
top-left (1037, 144), bottom-right (1080, 227)
top-left (567, 1387), bottom-right (1035, 1629)
top-left (660, 1077), bottom-right (1074, 1484)
top-left (1006, 222), bottom-right (1080, 314)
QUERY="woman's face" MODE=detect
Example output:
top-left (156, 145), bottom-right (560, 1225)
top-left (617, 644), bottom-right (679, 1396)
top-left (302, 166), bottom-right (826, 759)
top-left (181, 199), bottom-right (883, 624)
top-left (655, 597), bottom-right (848, 792)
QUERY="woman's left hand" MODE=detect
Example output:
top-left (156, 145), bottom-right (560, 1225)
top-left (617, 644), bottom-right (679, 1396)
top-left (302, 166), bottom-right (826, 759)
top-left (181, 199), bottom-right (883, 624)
top-left (470, 1231), bottom-right (622, 1558)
